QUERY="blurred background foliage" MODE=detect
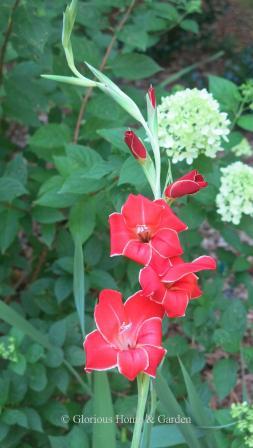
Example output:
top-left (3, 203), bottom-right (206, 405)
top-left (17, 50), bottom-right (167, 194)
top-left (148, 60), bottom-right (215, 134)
top-left (0, 0), bottom-right (253, 447)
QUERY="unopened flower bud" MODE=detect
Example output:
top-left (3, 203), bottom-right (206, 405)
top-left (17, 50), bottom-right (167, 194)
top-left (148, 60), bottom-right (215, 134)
top-left (124, 130), bottom-right (147, 161)
top-left (148, 85), bottom-right (156, 108)
top-left (165, 170), bottom-right (208, 199)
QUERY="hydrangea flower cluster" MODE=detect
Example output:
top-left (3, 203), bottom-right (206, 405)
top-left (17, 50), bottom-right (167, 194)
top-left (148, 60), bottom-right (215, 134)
top-left (231, 402), bottom-right (253, 448)
top-left (0, 336), bottom-right (18, 362)
top-left (231, 138), bottom-right (252, 157)
top-left (216, 161), bottom-right (253, 225)
top-left (157, 88), bottom-right (230, 164)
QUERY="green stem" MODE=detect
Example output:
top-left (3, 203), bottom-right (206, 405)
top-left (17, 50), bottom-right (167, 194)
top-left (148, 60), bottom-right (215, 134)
top-left (231, 100), bottom-right (246, 130)
top-left (131, 374), bottom-right (150, 448)
top-left (162, 158), bottom-right (173, 197)
top-left (143, 122), bottom-right (161, 199)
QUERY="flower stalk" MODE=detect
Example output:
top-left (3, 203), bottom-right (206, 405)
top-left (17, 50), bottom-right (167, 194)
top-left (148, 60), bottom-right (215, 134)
top-left (131, 373), bottom-right (150, 448)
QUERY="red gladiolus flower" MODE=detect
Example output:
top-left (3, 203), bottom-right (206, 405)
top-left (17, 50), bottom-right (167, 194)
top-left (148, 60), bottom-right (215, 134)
top-left (84, 289), bottom-right (166, 381)
top-left (165, 170), bottom-right (208, 199)
top-left (124, 130), bottom-right (147, 161)
top-left (109, 194), bottom-right (187, 266)
top-left (148, 85), bottom-right (156, 108)
top-left (139, 256), bottom-right (216, 318)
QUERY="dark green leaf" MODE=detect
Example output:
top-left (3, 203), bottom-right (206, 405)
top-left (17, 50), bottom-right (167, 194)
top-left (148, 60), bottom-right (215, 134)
top-left (111, 53), bottom-right (161, 80)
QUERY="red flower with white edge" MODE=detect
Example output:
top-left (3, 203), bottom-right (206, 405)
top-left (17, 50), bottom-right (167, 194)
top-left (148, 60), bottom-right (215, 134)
top-left (109, 194), bottom-right (187, 266)
top-left (139, 256), bottom-right (216, 318)
top-left (165, 170), bottom-right (208, 199)
top-left (84, 289), bottom-right (166, 381)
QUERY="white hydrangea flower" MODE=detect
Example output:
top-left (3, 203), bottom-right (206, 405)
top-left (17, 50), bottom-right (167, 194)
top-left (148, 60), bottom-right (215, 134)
top-left (157, 88), bottom-right (230, 164)
top-left (216, 162), bottom-right (253, 225)
top-left (231, 138), bottom-right (252, 157)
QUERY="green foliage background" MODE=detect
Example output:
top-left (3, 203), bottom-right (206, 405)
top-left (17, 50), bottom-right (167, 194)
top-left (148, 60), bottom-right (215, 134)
top-left (0, 1), bottom-right (252, 447)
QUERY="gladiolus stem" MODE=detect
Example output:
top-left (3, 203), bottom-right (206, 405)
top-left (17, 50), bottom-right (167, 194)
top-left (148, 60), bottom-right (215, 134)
top-left (131, 373), bottom-right (150, 448)
top-left (143, 122), bottom-right (161, 199)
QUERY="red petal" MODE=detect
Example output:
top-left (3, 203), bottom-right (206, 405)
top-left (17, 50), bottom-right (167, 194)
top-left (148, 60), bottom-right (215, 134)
top-left (84, 330), bottom-right (118, 372)
top-left (122, 194), bottom-right (162, 229)
top-left (155, 199), bottom-right (187, 232)
top-left (142, 345), bottom-right (166, 377)
top-left (95, 290), bottom-right (125, 344)
top-left (123, 239), bottom-right (151, 265)
top-left (163, 255), bottom-right (216, 283)
top-left (179, 170), bottom-right (197, 181)
top-left (109, 213), bottom-right (131, 256)
top-left (151, 228), bottom-right (183, 258)
top-left (149, 250), bottom-right (173, 276)
top-left (166, 180), bottom-right (200, 198)
top-left (117, 347), bottom-right (149, 381)
top-left (174, 273), bottom-right (202, 299)
top-left (124, 291), bottom-right (164, 335)
top-left (163, 290), bottom-right (189, 318)
top-left (139, 266), bottom-right (166, 303)
top-left (137, 317), bottom-right (163, 346)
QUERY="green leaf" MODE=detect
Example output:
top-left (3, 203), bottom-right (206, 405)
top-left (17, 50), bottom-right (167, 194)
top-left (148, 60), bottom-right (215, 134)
top-left (155, 372), bottom-right (202, 448)
top-left (36, 175), bottom-right (78, 208)
top-left (0, 177), bottom-right (27, 202)
top-left (213, 359), bottom-right (238, 400)
top-left (89, 269), bottom-right (117, 290)
top-left (178, 203), bottom-right (205, 229)
top-left (9, 353), bottom-right (27, 375)
top-left (4, 154), bottom-right (28, 185)
top-left (208, 75), bottom-right (241, 113)
top-left (180, 19), bottom-right (199, 34)
top-left (232, 256), bottom-right (250, 272)
top-left (2, 409), bottom-right (28, 428)
top-left (0, 378), bottom-right (10, 407)
top-left (111, 53), bottom-right (161, 80)
top-left (92, 372), bottom-right (116, 448)
top-left (29, 124), bottom-right (71, 161)
top-left (237, 114), bottom-right (253, 131)
top-left (49, 320), bottom-right (66, 347)
top-left (0, 301), bottom-right (89, 394)
top-left (69, 198), bottom-right (95, 245)
top-left (65, 345), bottom-right (85, 366)
top-left (45, 347), bottom-right (64, 368)
top-left (97, 128), bottom-right (128, 151)
top-left (32, 206), bottom-right (65, 224)
top-left (26, 343), bottom-right (44, 363)
top-left (23, 407), bottom-right (43, 432)
top-left (40, 223), bottom-right (55, 247)
top-left (60, 173), bottom-right (106, 195)
top-left (179, 359), bottom-right (219, 448)
top-left (28, 363), bottom-right (47, 391)
top-left (0, 208), bottom-right (20, 253)
top-left (118, 157), bottom-right (147, 188)
top-left (150, 425), bottom-right (188, 447)
top-left (54, 276), bottom-right (72, 303)
top-left (42, 401), bottom-right (68, 428)
top-left (73, 239), bottom-right (85, 337)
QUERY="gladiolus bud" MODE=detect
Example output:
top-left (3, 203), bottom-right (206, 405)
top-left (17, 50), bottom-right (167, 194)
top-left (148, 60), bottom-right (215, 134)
top-left (124, 131), bottom-right (147, 161)
top-left (165, 170), bottom-right (208, 199)
top-left (148, 85), bottom-right (156, 108)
